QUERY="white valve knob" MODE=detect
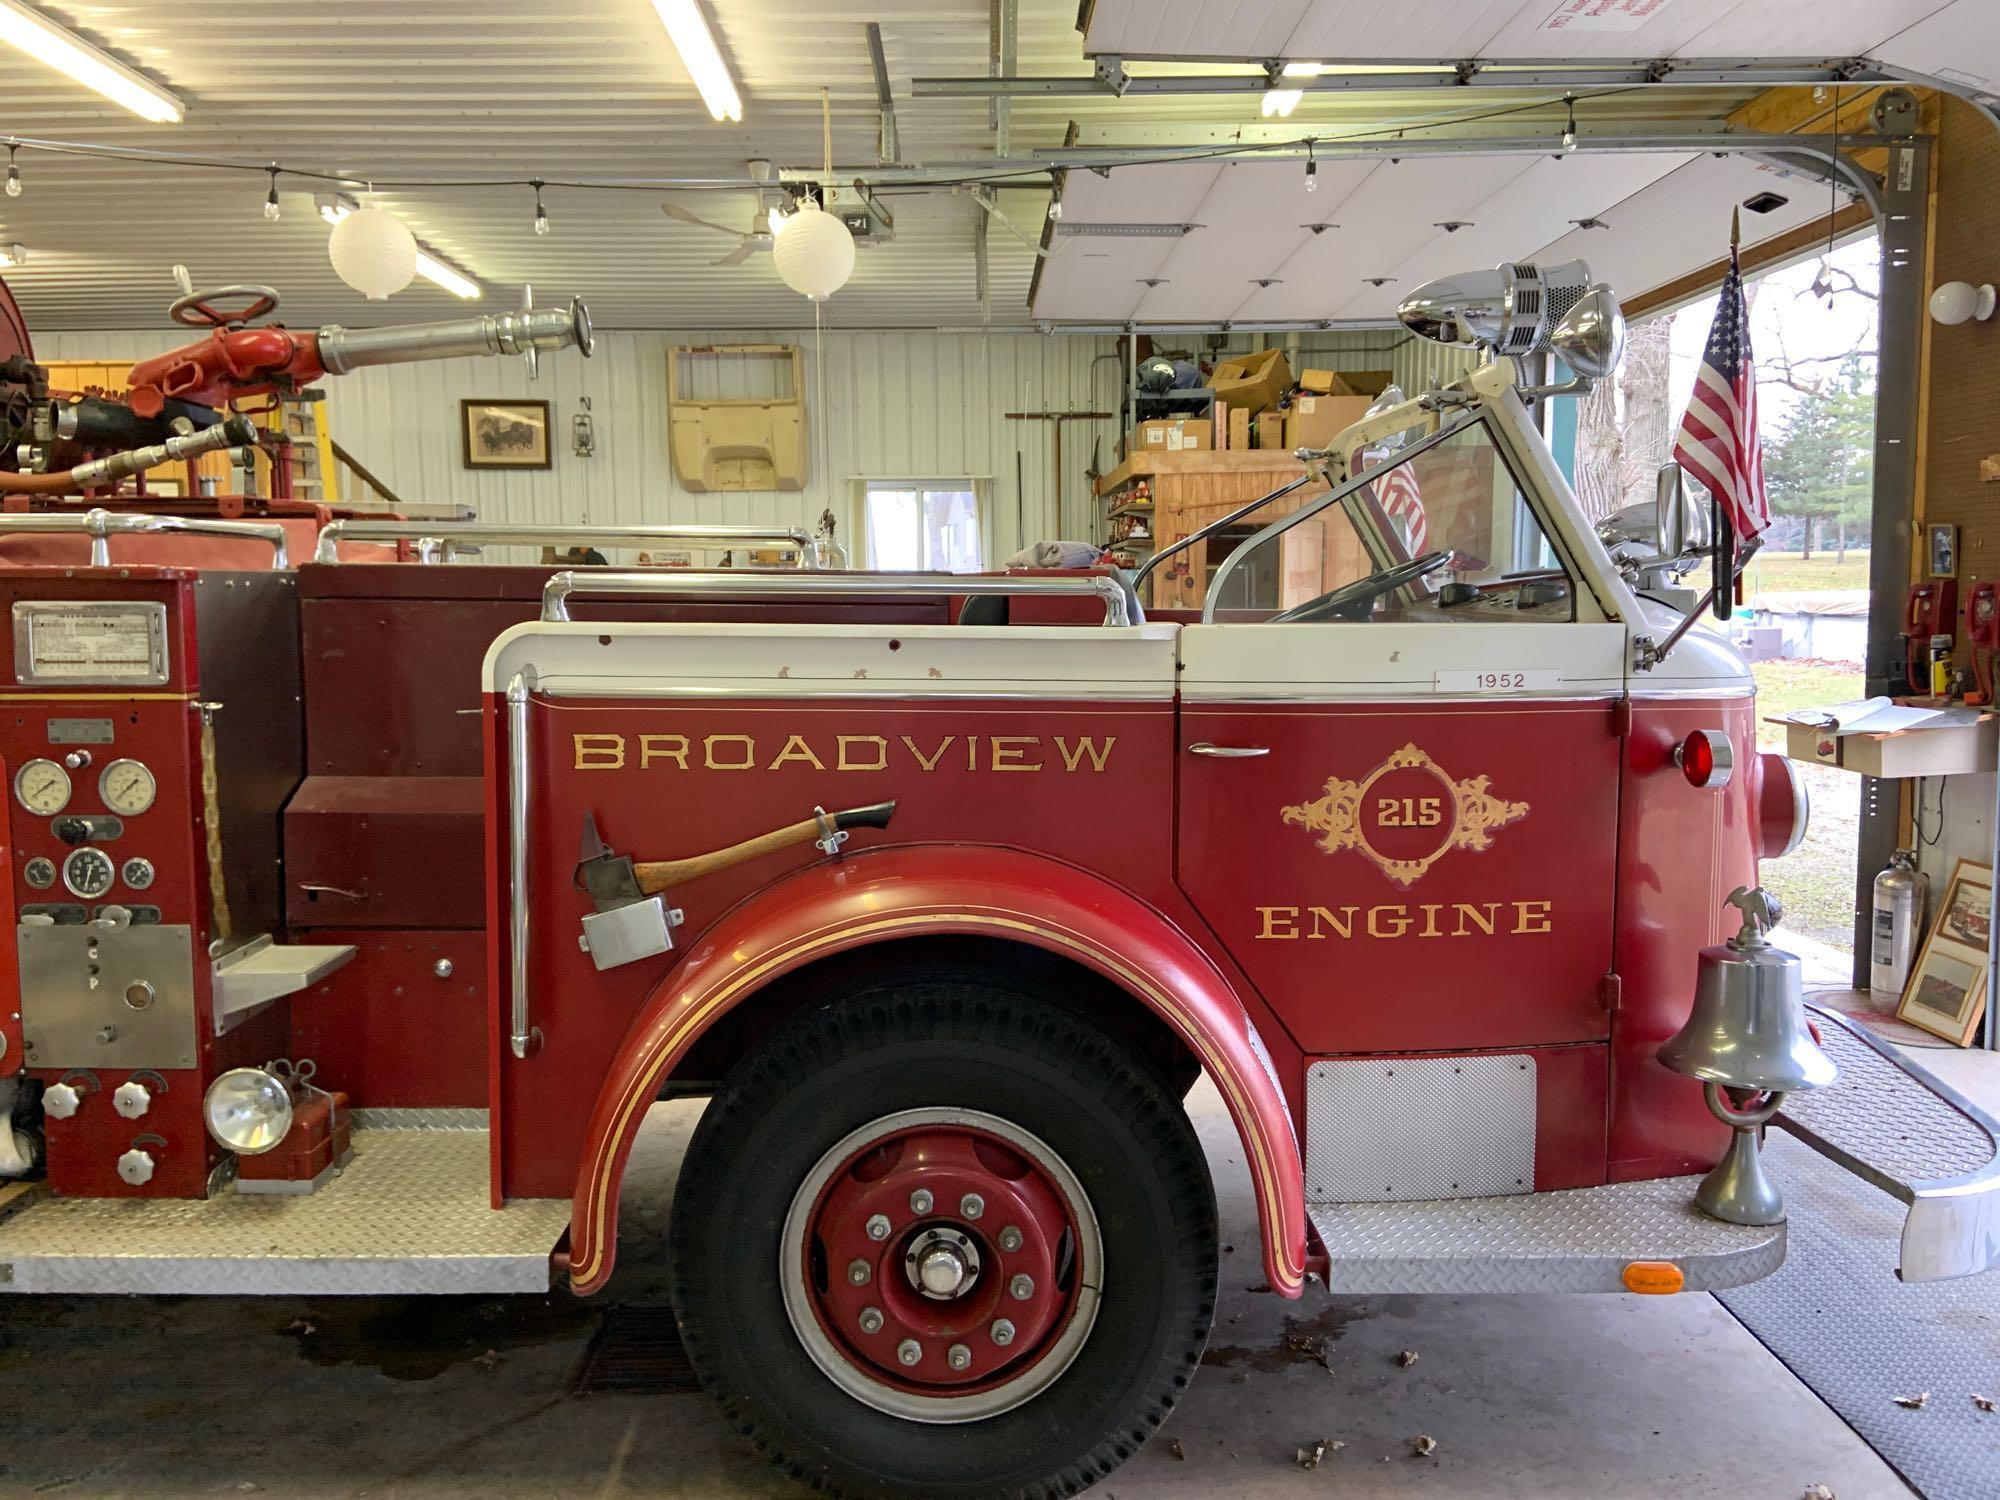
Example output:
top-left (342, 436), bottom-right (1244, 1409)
top-left (112, 1081), bottom-right (152, 1119)
top-left (116, 1147), bottom-right (156, 1185)
top-left (43, 1081), bottom-right (81, 1119)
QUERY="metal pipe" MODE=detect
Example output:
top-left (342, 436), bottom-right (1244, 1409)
top-left (0, 507), bottom-right (289, 567)
top-left (313, 519), bottom-right (816, 566)
top-left (540, 569), bottom-right (1131, 625)
top-left (915, 60), bottom-right (1892, 97)
top-left (317, 297), bottom-right (593, 374)
top-left (506, 669), bottom-right (538, 1062)
top-left (2, 415), bottom-right (258, 496)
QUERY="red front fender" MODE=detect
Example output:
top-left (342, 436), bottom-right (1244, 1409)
top-left (565, 845), bottom-right (1308, 1298)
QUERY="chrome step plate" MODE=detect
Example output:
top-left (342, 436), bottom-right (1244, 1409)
top-left (1308, 1175), bottom-right (1785, 1295)
top-left (0, 1128), bottom-right (568, 1295)
top-left (1775, 1005), bottom-right (2000, 1282)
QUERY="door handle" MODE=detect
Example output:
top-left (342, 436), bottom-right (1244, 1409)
top-left (1188, 742), bottom-right (1270, 758)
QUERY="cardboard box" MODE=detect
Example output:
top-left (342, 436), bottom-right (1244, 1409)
top-left (1227, 405), bottom-right (1251, 452)
top-left (1208, 348), bottom-right (1292, 416)
top-left (1136, 418), bottom-right (1213, 453)
top-left (1256, 411), bottom-right (1287, 450)
top-left (1285, 394), bottom-right (1374, 453)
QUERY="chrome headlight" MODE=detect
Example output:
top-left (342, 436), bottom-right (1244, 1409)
top-left (203, 1067), bottom-right (294, 1155)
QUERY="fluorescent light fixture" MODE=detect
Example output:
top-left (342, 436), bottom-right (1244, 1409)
top-left (0, 0), bottom-right (183, 123)
top-left (1261, 61), bottom-right (1321, 119)
top-left (0, 242), bottom-right (25, 267)
top-left (316, 193), bottom-right (482, 299)
top-left (650, 0), bottom-right (742, 122)
top-left (1053, 222), bottom-right (1199, 239)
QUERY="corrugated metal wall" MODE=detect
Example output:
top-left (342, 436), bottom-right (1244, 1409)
top-left (30, 326), bottom-right (1118, 562)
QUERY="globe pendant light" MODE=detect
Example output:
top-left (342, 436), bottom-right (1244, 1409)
top-left (329, 206), bottom-right (417, 301)
top-left (773, 201), bottom-right (855, 302)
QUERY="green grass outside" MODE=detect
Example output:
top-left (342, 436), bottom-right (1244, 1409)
top-left (1749, 658), bottom-right (1865, 751)
top-left (1750, 656), bottom-right (1867, 953)
top-left (1740, 549), bottom-right (1871, 596)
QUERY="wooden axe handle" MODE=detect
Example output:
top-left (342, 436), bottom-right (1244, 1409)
top-left (634, 800), bottom-right (896, 892)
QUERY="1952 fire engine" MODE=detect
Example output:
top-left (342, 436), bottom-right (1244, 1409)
top-left (1, 260), bottom-right (1996, 1500)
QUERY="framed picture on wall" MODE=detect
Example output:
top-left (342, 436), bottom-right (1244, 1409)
top-left (1929, 523), bottom-right (1959, 578)
top-left (461, 399), bottom-right (552, 470)
top-left (1898, 858), bottom-right (1992, 1045)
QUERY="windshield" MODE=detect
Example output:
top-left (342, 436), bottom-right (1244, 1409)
top-left (1203, 414), bottom-right (1574, 623)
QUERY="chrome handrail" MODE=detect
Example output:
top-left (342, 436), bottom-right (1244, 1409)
top-left (506, 668), bottom-right (539, 1061)
top-left (0, 508), bottom-right (291, 568)
top-left (539, 569), bottom-right (1132, 626)
top-left (312, 520), bottom-right (817, 566)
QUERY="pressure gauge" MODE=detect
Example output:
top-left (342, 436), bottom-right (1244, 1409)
top-left (23, 856), bottom-right (55, 889)
top-left (15, 758), bottom-right (72, 816)
top-left (121, 856), bottom-right (155, 892)
top-left (98, 759), bottom-right (156, 816)
top-left (63, 846), bottom-right (115, 899)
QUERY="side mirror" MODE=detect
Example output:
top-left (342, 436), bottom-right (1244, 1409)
top-left (1653, 463), bottom-right (1708, 558)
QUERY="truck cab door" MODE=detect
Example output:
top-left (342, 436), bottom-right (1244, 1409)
top-left (1174, 412), bottom-right (1625, 1067)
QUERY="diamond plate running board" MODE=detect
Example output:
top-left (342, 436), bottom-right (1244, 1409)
top-left (1308, 1175), bottom-right (1785, 1294)
top-left (1773, 1004), bottom-right (2000, 1282)
top-left (0, 1128), bottom-right (568, 1295)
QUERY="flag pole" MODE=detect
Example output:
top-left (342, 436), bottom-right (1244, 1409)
top-left (1730, 204), bottom-right (1741, 254)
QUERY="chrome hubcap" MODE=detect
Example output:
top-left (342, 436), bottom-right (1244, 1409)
top-left (905, 1226), bottom-right (982, 1300)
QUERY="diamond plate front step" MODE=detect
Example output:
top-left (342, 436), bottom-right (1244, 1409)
top-left (1773, 1004), bottom-right (2000, 1282)
top-left (0, 1127), bottom-right (568, 1295)
top-left (1308, 1175), bottom-right (1786, 1295)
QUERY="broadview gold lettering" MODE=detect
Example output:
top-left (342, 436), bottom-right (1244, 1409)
top-left (1255, 900), bottom-right (1554, 940)
top-left (569, 730), bottom-right (1117, 774)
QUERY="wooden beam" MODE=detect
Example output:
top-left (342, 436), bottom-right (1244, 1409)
top-left (1625, 200), bottom-right (1874, 320)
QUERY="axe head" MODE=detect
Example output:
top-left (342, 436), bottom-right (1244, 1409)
top-left (576, 812), bottom-right (645, 910)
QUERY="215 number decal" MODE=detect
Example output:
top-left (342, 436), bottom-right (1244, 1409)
top-left (1376, 796), bottom-right (1444, 828)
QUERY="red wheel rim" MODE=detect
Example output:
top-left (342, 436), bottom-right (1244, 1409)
top-left (781, 1108), bottom-right (1101, 1422)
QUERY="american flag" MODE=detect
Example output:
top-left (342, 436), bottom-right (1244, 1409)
top-left (1673, 243), bottom-right (1770, 538)
top-left (1377, 462), bottom-right (1428, 554)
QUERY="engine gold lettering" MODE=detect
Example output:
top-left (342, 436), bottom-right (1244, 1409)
top-left (903, 735), bottom-right (954, 772)
top-left (1451, 902), bottom-right (1499, 937)
top-left (1514, 899), bottom-right (1553, 934)
top-left (704, 734), bottom-right (756, 771)
top-left (1253, 899), bottom-right (1552, 940)
top-left (1257, 906), bottom-right (1300, 940)
top-left (1305, 905), bottom-right (1356, 939)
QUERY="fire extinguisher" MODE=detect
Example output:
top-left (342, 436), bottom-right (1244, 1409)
top-left (1870, 849), bottom-right (1927, 1011)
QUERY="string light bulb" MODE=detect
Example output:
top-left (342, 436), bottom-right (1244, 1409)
top-left (263, 165), bottom-right (281, 221)
top-left (1304, 140), bottom-right (1317, 192)
top-left (1562, 94), bottom-right (1577, 154)
top-left (532, 179), bottom-right (550, 236)
top-left (5, 143), bottom-right (19, 198)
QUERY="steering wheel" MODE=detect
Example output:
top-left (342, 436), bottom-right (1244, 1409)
top-left (169, 284), bottom-right (281, 330)
top-left (1268, 550), bottom-right (1454, 624)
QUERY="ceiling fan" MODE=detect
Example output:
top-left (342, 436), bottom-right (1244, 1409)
top-left (663, 158), bottom-right (788, 266)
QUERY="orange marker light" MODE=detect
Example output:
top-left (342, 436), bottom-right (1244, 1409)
top-left (1622, 1260), bottom-right (1686, 1295)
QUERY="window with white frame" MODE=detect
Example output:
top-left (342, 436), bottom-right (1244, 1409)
top-left (863, 481), bottom-right (983, 571)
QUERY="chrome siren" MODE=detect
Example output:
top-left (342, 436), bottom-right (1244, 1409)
top-left (1397, 260), bottom-right (1621, 371)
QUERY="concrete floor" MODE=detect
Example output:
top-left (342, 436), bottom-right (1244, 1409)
top-left (0, 1076), bottom-right (1928, 1500)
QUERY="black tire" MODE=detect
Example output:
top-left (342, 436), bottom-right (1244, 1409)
top-left (667, 969), bottom-right (1218, 1500)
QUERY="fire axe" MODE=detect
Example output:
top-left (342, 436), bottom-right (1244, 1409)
top-left (574, 800), bottom-right (897, 971)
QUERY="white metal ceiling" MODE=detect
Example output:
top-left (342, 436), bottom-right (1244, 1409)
top-left (1032, 150), bottom-right (1837, 323)
top-left (1080, 0), bottom-right (1999, 93)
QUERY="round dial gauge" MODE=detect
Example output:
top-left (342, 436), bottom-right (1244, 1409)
top-left (23, 856), bottom-right (56, 889)
top-left (98, 759), bottom-right (156, 816)
top-left (15, 759), bottom-right (72, 816)
top-left (63, 846), bottom-right (115, 899)
top-left (121, 856), bottom-right (155, 891)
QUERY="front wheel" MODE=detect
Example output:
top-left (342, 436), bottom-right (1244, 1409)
top-left (667, 972), bottom-right (1218, 1499)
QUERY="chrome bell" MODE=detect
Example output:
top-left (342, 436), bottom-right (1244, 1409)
top-left (1657, 886), bottom-right (1837, 1226)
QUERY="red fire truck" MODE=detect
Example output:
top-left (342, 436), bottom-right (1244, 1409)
top-left (1, 263), bottom-right (1996, 1500)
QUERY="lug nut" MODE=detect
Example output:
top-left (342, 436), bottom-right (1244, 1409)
top-left (960, 1192), bottom-right (985, 1219)
top-left (1009, 1273), bottom-right (1035, 1301)
top-left (896, 1339), bottom-right (922, 1367)
top-left (990, 1318), bottom-right (1016, 1346)
top-left (947, 1343), bottom-right (972, 1371)
top-left (858, 1306), bottom-right (884, 1334)
top-left (865, 1213), bottom-right (891, 1241)
top-left (909, 1188), bottom-right (934, 1215)
top-left (847, 1258), bottom-right (871, 1285)
top-left (998, 1225), bottom-right (1024, 1252)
